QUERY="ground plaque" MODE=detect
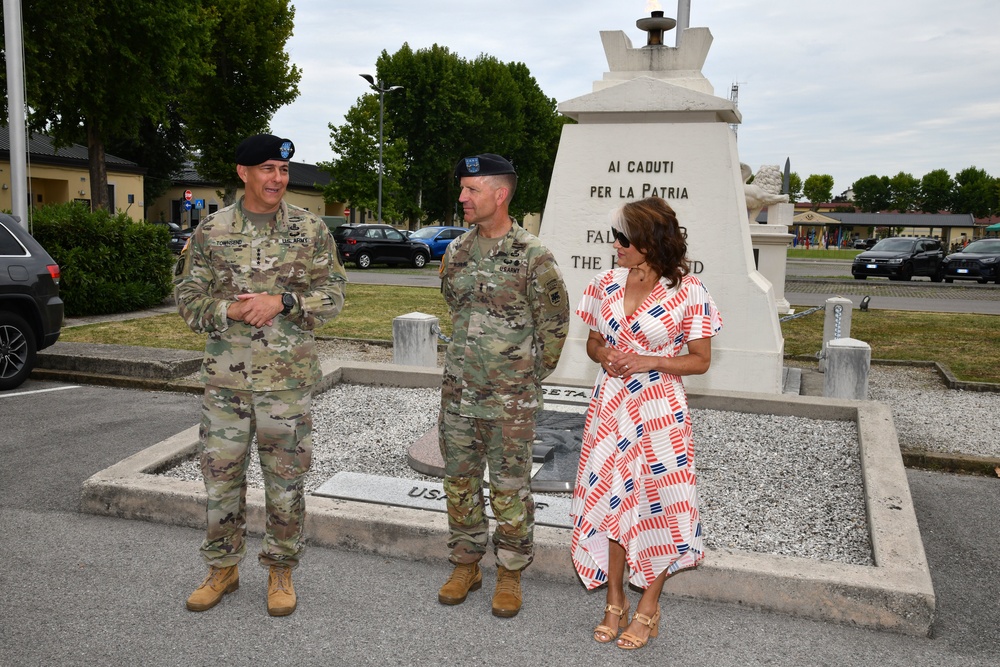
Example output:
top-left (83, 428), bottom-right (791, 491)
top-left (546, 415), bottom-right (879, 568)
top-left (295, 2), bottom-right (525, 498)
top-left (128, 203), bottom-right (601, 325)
top-left (314, 471), bottom-right (573, 529)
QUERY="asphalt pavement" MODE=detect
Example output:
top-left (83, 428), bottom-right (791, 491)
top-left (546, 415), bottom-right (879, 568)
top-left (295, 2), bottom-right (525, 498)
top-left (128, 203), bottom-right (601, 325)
top-left (2, 379), bottom-right (999, 665)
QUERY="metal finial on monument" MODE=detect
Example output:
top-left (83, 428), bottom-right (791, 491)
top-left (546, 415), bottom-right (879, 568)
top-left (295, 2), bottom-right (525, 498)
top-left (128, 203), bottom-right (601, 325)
top-left (782, 158), bottom-right (791, 195)
top-left (636, 10), bottom-right (677, 46)
top-left (676, 0), bottom-right (691, 47)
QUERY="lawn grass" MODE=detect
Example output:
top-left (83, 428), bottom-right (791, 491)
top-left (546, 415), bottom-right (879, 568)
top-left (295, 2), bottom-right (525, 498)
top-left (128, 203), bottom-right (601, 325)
top-left (59, 284), bottom-right (452, 352)
top-left (787, 248), bottom-right (860, 260)
top-left (59, 285), bottom-right (998, 384)
top-left (782, 306), bottom-right (999, 383)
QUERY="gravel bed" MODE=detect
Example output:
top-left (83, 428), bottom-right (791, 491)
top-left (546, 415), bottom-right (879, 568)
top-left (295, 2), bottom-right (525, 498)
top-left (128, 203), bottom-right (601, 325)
top-left (161, 340), bottom-right (1000, 567)
top-left (867, 364), bottom-right (1000, 458)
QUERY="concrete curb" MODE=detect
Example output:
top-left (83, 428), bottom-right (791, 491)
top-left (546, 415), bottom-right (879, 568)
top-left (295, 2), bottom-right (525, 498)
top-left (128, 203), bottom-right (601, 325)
top-left (81, 363), bottom-right (935, 636)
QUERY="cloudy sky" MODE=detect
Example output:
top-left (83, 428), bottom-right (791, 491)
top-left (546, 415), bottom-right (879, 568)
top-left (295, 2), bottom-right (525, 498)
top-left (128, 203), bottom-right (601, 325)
top-left (270, 0), bottom-right (1000, 196)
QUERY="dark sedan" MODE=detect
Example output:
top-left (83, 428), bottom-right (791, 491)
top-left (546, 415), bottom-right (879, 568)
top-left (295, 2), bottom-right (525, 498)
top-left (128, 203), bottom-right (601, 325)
top-left (333, 223), bottom-right (431, 269)
top-left (941, 238), bottom-right (1000, 284)
top-left (153, 221), bottom-right (194, 253)
top-left (851, 237), bottom-right (944, 281)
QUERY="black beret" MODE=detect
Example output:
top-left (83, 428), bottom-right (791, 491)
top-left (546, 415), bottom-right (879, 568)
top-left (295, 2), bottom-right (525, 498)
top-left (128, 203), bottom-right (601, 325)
top-left (455, 153), bottom-right (516, 178)
top-left (235, 134), bottom-right (295, 166)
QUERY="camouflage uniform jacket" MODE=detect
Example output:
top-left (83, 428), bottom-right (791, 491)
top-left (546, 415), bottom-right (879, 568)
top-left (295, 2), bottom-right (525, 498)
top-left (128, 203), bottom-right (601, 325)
top-left (440, 223), bottom-right (569, 420)
top-left (174, 198), bottom-right (347, 391)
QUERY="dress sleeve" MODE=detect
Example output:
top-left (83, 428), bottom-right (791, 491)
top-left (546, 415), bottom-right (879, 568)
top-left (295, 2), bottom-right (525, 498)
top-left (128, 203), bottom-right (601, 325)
top-left (575, 273), bottom-right (606, 331)
top-left (680, 276), bottom-right (723, 343)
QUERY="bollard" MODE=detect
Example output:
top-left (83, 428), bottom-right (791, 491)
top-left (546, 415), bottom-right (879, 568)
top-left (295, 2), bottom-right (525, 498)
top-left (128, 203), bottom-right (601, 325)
top-left (823, 337), bottom-right (871, 400)
top-left (392, 312), bottom-right (439, 367)
top-left (818, 297), bottom-right (853, 372)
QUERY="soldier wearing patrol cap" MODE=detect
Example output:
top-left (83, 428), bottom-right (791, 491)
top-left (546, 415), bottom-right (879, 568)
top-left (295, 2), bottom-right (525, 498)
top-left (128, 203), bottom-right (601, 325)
top-left (437, 152), bottom-right (569, 617)
top-left (175, 133), bottom-right (347, 617)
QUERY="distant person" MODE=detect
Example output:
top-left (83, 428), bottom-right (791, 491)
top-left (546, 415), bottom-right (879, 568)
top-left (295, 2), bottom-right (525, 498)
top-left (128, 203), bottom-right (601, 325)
top-left (174, 134), bottom-right (347, 617)
top-left (571, 197), bottom-right (722, 650)
top-left (436, 153), bottom-right (569, 618)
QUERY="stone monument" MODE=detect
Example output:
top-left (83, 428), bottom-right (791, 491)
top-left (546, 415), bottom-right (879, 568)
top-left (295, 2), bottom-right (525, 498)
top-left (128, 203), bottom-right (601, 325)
top-left (539, 8), bottom-right (785, 394)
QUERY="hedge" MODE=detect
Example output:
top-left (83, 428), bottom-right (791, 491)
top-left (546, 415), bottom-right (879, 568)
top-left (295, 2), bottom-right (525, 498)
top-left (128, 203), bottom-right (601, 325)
top-left (30, 203), bottom-right (175, 317)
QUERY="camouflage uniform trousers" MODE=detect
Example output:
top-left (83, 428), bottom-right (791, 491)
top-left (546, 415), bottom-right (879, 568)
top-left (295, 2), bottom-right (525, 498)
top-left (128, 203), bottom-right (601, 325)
top-left (438, 409), bottom-right (536, 571)
top-left (198, 385), bottom-right (313, 569)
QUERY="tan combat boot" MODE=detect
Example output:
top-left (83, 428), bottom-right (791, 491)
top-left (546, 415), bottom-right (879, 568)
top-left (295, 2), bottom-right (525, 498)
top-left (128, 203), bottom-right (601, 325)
top-left (186, 564), bottom-right (239, 612)
top-left (492, 566), bottom-right (522, 618)
top-left (437, 562), bottom-right (482, 605)
top-left (267, 565), bottom-right (296, 617)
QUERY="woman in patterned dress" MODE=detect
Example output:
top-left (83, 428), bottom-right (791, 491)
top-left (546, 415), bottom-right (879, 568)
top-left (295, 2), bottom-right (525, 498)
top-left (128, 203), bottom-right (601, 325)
top-left (570, 197), bottom-right (723, 650)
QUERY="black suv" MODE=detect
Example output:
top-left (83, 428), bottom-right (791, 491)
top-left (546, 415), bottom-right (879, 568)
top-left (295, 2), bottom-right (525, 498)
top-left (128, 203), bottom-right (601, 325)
top-left (941, 238), bottom-right (1000, 283)
top-left (851, 237), bottom-right (944, 281)
top-left (333, 223), bottom-right (431, 269)
top-left (0, 214), bottom-right (63, 389)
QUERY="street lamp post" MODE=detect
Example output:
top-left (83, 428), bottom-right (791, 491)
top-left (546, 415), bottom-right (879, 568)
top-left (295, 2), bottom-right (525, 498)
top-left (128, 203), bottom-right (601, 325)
top-left (360, 73), bottom-right (403, 224)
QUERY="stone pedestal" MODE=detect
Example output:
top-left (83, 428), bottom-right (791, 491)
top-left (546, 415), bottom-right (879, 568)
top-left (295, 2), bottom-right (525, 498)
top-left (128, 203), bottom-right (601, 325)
top-left (824, 338), bottom-right (871, 400)
top-left (392, 312), bottom-right (438, 368)
top-left (751, 203), bottom-right (794, 314)
top-left (538, 25), bottom-right (784, 395)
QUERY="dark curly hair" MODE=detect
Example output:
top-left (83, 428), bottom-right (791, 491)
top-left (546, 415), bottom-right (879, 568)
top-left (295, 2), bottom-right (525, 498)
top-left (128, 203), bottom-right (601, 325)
top-left (612, 197), bottom-right (690, 288)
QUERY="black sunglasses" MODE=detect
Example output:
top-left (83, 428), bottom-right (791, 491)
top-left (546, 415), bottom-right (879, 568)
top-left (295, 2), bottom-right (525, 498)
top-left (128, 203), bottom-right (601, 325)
top-left (610, 227), bottom-right (631, 248)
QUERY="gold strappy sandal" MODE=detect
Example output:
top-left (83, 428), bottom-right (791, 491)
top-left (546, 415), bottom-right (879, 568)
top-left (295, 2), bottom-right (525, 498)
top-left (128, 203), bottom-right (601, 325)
top-left (617, 607), bottom-right (660, 650)
top-left (593, 602), bottom-right (629, 643)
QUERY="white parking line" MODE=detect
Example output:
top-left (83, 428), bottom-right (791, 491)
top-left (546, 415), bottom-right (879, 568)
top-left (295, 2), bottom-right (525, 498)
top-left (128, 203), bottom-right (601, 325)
top-left (0, 385), bottom-right (81, 399)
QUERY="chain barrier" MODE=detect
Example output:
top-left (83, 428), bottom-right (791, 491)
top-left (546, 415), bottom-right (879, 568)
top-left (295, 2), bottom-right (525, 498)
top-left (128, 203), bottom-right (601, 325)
top-left (430, 323), bottom-right (452, 344)
top-left (778, 305), bottom-right (823, 323)
top-left (833, 304), bottom-right (843, 339)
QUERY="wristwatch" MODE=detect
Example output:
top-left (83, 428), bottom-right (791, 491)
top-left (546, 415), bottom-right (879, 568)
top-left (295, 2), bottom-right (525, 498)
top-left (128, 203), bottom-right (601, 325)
top-left (281, 292), bottom-right (296, 315)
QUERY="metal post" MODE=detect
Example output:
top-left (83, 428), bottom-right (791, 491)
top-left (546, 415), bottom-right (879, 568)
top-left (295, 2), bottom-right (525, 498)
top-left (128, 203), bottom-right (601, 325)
top-left (377, 87), bottom-right (384, 224)
top-left (676, 0), bottom-right (691, 47)
top-left (360, 74), bottom-right (403, 225)
top-left (4, 0), bottom-right (29, 229)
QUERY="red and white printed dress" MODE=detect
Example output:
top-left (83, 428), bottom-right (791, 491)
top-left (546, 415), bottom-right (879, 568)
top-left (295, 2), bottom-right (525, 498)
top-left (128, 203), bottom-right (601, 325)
top-left (570, 269), bottom-right (723, 590)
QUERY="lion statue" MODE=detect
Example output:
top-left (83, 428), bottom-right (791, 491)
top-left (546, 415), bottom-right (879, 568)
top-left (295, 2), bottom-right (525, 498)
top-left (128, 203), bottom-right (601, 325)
top-left (741, 163), bottom-right (789, 223)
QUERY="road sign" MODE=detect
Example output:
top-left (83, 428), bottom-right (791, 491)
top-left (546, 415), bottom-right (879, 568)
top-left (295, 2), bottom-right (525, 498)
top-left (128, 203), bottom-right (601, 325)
top-left (183, 201), bottom-right (193, 211)
top-left (184, 189), bottom-right (193, 201)
top-left (194, 199), bottom-right (205, 210)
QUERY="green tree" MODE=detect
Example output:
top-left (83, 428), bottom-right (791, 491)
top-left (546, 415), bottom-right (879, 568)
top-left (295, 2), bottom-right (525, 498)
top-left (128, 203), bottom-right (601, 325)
top-left (787, 172), bottom-right (803, 203)
top-left (919, 169), bottom-right (954, 213)
top-left (888, 171), bottom-right (920, 212)
top-left (324, 43), bottom-right (564, 227)
top-left (802, 174), bottom-right (834, 207)
top-left (13, 0), bottom-right (213, 212)
top-left (502, 61), bottom-right (567, 221)
top-left (105, 106), bottom-right (189, 216)
top-left (952, 166), bottom-right (997, 218)
top-left (320, 94), bottom-right (407, 222)
top-left (183, 0), bottom-right (302, 205)
top-left (852, 175), bottom-right (892, 212)
top-left (376, 44), bottom-right (472, 226)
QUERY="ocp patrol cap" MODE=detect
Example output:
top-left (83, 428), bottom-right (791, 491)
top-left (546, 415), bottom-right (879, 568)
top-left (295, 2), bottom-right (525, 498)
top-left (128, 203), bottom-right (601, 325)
top-left (235, 134), bottom-right (295, 166)
top-left (455, 153), bottom-right (516, 177)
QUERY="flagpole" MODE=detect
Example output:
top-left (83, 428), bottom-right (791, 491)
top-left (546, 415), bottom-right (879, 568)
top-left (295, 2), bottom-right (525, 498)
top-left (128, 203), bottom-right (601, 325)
top-left (4, 0), bottom-right (29, 229)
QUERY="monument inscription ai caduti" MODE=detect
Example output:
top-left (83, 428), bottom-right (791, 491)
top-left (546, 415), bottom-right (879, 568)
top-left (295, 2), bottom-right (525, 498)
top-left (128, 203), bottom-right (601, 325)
top-left (539, 11), bottom-right (784, 394)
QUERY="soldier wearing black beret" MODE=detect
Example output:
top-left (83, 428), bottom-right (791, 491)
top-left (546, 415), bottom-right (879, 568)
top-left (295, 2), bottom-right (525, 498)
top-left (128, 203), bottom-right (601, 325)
top-left (454, 153), bottom-right (516, 178)
top-left (235, 133), bottom-right (295, 166)
top-left (436, 153), bottom-right (569, 619)
top-left (176, 133), bottom-right (346, 618)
